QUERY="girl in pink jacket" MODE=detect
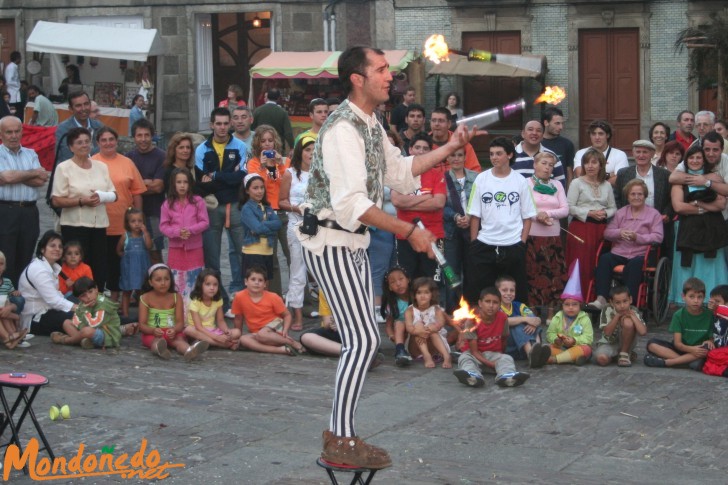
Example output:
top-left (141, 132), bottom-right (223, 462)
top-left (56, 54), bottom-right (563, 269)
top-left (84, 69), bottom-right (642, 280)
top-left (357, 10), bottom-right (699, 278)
top-left (160, 168), bottom-right (210, 310)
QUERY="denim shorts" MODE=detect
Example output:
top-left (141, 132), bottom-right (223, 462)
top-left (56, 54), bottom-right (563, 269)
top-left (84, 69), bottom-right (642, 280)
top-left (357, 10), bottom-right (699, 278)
top-left (91, 328), bottom-right (105, 347)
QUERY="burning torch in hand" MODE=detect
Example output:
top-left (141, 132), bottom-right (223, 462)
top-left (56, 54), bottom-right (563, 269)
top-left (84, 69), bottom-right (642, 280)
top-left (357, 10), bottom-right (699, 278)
top-left (413, 218), bottom-right (462, 289)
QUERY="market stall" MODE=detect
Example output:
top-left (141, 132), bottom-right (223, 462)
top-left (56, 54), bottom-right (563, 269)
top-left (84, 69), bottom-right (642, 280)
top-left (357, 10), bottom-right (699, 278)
top-left (25, 21), bottom-right (164, 136)
top-left (249, 50), bottom-right (416, 131)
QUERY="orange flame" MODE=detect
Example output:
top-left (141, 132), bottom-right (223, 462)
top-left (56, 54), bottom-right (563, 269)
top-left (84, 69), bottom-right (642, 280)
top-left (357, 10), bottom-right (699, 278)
top-left (534, 86), bottom-right (567, 105)
top-left (424, 34), bottom-right (450, 64)
top-left (452, 297), bottom-right (477, 322)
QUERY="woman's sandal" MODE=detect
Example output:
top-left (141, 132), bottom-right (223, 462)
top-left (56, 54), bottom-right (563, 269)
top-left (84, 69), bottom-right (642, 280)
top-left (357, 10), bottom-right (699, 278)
top-left (284, 343), bottom-right (307, 356)
top-left (4, 329), bottom-right (28, 349)
top-left (618, 352), bottom-right (632, 367)
top-left (51, 332), bottom-right (70, 345)
top-left (290, 322), bottom-right (304, 331)
top-left (121, 322), bottom-right (139, 336)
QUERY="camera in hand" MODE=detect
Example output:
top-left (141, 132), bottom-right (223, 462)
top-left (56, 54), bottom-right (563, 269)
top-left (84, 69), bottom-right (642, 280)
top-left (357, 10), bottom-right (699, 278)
top-left (263, 150), bottom-right (276, 159)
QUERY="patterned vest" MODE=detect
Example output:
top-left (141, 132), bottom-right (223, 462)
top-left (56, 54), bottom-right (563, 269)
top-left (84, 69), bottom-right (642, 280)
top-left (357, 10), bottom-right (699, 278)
top-left (306, 100), bottom-right (386, 216)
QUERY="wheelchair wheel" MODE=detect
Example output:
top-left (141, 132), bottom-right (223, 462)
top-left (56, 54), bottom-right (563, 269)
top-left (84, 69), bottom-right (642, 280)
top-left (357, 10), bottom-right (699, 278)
top-left (652, 257), bottom-right (671, 325)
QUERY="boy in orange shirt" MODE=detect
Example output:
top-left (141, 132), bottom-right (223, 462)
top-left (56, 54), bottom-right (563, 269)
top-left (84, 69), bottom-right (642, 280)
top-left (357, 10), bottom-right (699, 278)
top-left (232, 265), bottom-right (305, 355)
top-left (59, 241), bottom-right (94, 297)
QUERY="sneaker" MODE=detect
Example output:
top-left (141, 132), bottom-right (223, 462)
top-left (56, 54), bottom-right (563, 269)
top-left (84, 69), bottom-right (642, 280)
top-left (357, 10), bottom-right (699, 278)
top-left (394, 349), bottom-right (412, 367)
top-left (24, 333), bottom-right (34, 341)
top-left (496, 371), bottom-right (530, 388)
top-left (321, 430), bottom-right (392, 469)
top-left (587, 299), bottom-right (604, 310)
top-left (644, 353), bottom-right (666, 368)
top-left (224, 309), bottom-right (235, 319)
top-left (79, 338), bottom-right (95, 349)
top-left (528, 343), bottom-right (551, 369)
top-left (374, 306), bottom-right (385, 324)
top-left (17, 341), bottom-right (30, 348)
top-left (309, 311), bottom-right (320, 318)
top-left (369, 352), bottom-right (385, 371)
top-left (453, 369), bottom-right (485, 387)
top-left (152, 338), bottom-right (171, 360)
top-left (184, 340), bottom-right (210, 362)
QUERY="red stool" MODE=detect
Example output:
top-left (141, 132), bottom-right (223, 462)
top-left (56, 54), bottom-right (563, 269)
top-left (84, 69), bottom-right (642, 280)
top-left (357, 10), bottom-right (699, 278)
top-left (0, 372), bottom-right (55, 472)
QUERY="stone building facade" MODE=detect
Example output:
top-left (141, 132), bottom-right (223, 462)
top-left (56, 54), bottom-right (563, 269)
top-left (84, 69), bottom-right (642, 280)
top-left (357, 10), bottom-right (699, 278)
top-left (0, 0), bottom-right (725, 144)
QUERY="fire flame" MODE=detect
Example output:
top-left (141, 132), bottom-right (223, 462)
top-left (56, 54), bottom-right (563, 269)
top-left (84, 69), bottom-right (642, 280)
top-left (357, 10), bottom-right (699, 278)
top-left (534, 86), bottom-right (567, 105)
top-left (424, 34), bottom-right (450, 64)
top-left (452, 297), bottom-right (476, 322)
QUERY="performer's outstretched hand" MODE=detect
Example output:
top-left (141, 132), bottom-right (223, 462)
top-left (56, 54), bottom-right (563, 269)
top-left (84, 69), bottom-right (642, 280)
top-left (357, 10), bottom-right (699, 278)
top-left (448, 124), bottom-right (481, 149)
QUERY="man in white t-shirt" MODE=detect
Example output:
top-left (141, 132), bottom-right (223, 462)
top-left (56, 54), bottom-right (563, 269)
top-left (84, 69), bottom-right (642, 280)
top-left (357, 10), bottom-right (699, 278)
top-left (465, 137), bottom-right (536, 305)
top-left (573, 119), bottom-right (629, 186)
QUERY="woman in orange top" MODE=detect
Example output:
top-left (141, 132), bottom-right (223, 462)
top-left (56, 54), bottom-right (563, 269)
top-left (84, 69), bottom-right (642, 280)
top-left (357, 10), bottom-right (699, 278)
top-left (244, 125), bottom-right (291, 295)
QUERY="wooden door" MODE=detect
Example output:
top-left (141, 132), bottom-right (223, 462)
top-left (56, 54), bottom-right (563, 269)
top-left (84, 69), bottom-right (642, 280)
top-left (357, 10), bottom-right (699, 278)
top-left (212, 13), bottom-right (250, 105)
top-left (462, 31), bottom-right (522, 163)
top-left (579, 29), bottom-right (640, 153)
top-left (0, 19), bottom-right (16, 72)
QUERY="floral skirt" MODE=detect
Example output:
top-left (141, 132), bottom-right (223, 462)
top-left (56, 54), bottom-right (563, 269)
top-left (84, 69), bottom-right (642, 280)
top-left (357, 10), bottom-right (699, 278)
top-left (526, 235), bottom-right (567, 308)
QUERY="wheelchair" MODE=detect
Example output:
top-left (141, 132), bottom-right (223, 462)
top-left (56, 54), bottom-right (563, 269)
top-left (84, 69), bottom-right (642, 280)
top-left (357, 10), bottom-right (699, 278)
top-left (586, 240), bottom-right (671, 325)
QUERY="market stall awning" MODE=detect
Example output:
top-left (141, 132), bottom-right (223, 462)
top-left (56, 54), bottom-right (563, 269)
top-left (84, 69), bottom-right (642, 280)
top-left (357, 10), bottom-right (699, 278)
top-left (428, 53), bottom-right (545, 78)
top-left (26, 21), bottom-right (165, 62)
top-left (250, 50), bottom-right (414, 79)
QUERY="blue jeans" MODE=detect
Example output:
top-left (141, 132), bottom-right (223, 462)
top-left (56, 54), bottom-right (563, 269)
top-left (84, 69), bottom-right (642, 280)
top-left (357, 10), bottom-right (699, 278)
top-left (443, 229), bottom-right (468, 313)
top-left (367, 228), bottom-right (395, 298)
top-left (226, 231), bottom-right (243, 293)
top-left (506, 324), bottom-right (542, 360)
top-left (203, 204), bottom-right (245, 309)
top-left (8, 295), bottom-right (24, 314)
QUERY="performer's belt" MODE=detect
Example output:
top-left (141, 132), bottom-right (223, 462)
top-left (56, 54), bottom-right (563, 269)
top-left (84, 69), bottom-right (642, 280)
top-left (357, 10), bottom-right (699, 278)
top-left (0, 200), bottom-right (36, 207)
top-left (318, 219), bottom-right (368, 235)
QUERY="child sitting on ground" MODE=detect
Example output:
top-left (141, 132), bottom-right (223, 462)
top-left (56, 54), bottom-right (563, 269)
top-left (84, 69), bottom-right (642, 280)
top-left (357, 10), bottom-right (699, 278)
top-left (707, 285), bottom-right (728, 348)
top-left (404, 277), bottom-right (452, 369)
top-left (51, 277), bottom-right (132, 349)
top-left (299, 292), bottom-right (384, 369)
top-left (645, 277), bottom-right (713, 370)
top-left (702, 285), bottom-right (728, 377)
top-left (545, 260), bottom-right (594, 365)
top-left (58, 241), bottom-right (93, 298)
top-left (594, 286), bottom-right (647, 367)
top-left (138, 264), bottom-right (208, 361)
top-left (232, 265), bottom-right (305, 356)
top-left (381, 266), bottom-right (413, 367)
top-left (184, 269), bottom-right (241, 349)
top-left (0, 251), bottom-right (27, 348)
top-left (453, 287), bottom-right (530, 388)
top-left (497, 275), bottom-right (550, 369)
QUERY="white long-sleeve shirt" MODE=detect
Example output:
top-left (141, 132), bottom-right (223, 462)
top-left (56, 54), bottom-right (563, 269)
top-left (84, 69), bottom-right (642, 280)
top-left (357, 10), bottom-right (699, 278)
top-left (18, 257), bottom-right (74, 329)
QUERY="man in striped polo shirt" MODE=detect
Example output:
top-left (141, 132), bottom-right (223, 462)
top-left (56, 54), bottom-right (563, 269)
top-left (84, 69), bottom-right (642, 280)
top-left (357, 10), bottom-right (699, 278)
top-left (0, 116), bottom-right (48, 284)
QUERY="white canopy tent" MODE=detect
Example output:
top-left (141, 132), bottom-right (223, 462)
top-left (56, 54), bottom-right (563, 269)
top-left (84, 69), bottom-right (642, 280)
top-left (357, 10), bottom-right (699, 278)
top-left (26, 21), bottom-right (165, 61)
top-left (25, 21), bottom-right (165, 129)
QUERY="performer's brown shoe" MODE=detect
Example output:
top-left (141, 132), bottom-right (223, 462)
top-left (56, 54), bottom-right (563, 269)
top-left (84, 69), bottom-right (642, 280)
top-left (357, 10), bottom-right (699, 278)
top-left (321, 430), bottom-right (392, 469)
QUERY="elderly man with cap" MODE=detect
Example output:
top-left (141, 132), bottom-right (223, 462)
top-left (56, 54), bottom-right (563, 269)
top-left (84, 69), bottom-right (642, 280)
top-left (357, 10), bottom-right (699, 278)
top-left (614, 140), bottom-right (671, 217)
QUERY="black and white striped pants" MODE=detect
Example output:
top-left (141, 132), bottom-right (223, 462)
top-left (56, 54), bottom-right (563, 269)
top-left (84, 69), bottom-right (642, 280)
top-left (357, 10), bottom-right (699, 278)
top-left (303, 245), bottom-right (380, 437)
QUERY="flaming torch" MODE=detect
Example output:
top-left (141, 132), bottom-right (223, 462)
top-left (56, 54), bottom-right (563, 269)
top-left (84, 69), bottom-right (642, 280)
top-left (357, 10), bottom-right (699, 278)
top-left (456, 99), bottom-right (526, 131)
top-left (424, 34), bottom-right (544, 74)
top-left (534, 86), bottom-right (567, 105)
top-left (452, 298), bottom-right (479, 339)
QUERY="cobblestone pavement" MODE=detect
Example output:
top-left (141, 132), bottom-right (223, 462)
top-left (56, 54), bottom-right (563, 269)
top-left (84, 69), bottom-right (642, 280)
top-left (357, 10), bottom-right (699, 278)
top-left (0, 186), bottom-right (725, 484)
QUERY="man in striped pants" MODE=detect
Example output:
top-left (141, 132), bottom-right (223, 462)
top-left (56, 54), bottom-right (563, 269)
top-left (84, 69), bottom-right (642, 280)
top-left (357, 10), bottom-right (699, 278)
top-left (299, 46), bottom-right (475, 469)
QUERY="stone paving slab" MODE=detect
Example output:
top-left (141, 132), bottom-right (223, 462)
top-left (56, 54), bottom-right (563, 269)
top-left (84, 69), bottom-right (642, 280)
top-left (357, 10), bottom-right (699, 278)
top-left (1, 183), bottom-right (725, 483)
